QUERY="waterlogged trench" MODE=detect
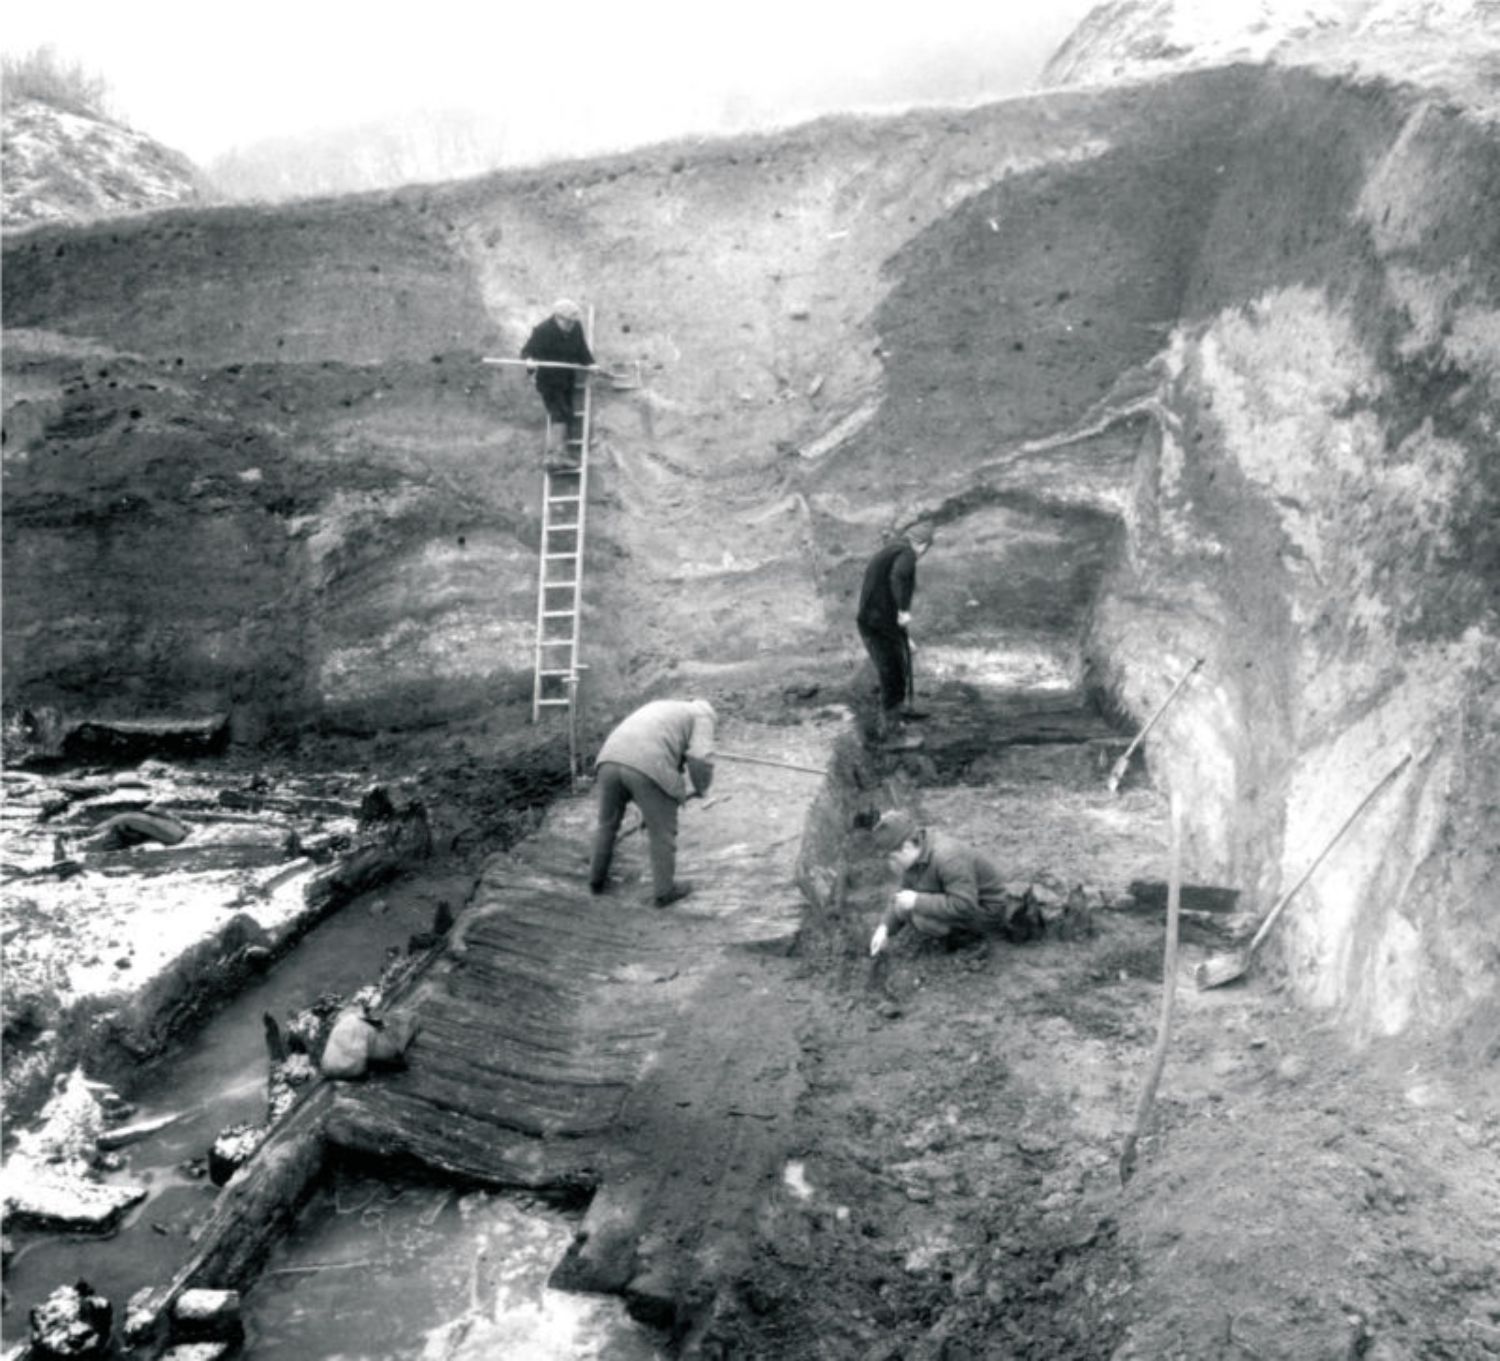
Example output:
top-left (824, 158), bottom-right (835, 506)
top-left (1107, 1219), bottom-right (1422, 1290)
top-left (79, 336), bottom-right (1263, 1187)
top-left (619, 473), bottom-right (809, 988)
top-left (2, 874), bottom-right (434, 1338)
top-left (5, 712), bottom-right (849, 1356)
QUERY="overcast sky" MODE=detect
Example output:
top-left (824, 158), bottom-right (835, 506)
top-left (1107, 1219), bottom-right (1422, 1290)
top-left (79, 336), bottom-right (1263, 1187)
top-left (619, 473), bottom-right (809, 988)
top-left (3, 0), bottom-right (1099, 165)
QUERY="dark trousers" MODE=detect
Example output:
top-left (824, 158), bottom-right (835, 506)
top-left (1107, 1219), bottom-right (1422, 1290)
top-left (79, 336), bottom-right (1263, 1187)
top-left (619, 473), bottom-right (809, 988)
top-left (536, 375), bottom-right (577, 425)
top-left (858, 623), bottom-right (909, 715)
top-left (590, 762), bottom-right (679, 898)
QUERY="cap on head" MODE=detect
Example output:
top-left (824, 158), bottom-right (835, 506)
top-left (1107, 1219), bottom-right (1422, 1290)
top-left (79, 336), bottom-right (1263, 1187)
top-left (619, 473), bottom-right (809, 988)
top-left (871, 809), bottom-right (920, 852)
top-left (687, 697), bottom-right (717, 722)
top-left (552, 298), bottom-right (582, 321)
top-left (905, 522), bottom-right (935, 548)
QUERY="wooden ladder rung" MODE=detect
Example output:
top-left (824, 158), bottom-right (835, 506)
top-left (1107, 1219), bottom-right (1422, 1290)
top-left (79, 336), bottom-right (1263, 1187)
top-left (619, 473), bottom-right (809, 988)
top-left (532, 320), bottom-right (595, 725)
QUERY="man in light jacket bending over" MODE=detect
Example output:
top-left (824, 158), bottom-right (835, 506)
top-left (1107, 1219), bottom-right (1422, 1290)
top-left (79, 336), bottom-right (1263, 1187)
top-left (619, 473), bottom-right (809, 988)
top-left (590, 697), bottom-right (716, 907)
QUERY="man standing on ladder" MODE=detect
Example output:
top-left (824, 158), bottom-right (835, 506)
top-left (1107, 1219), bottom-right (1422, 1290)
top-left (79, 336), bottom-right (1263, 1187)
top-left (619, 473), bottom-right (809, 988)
top-left (521, 299), bottom-right (595, 470)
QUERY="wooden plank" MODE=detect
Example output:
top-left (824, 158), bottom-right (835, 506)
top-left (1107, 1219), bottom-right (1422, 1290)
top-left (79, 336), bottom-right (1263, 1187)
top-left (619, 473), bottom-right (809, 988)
top-left (326, 1085), bottom-right (610, 1190)
top-left (124, 1086), bottom-right (333, 1356)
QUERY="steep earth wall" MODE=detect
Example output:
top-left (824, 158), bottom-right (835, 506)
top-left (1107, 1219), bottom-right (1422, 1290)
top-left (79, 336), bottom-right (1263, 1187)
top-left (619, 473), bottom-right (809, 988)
top-left (1086, 81), bottom-right (1499, 1042)
top-left (3, 63), bottom-right (1495, 1040)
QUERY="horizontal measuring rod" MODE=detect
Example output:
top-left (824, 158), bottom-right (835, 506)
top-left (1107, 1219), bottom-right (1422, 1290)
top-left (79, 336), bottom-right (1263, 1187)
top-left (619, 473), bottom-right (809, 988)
top-left (482, 357), bottom-right (600, 372)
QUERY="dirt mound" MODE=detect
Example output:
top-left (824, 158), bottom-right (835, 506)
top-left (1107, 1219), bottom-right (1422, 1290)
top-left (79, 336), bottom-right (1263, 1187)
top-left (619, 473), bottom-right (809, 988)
top-left (2, 97), bottom-right (204, 231)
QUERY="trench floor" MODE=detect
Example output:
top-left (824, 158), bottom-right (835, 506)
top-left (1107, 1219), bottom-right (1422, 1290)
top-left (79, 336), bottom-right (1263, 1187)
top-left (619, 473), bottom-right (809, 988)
top-left (7, 691), bottom-right (1499, 1359)
top-left (313, 684), bottom-right (1500, 1359)
top-left (688, 688), bottom-right (1500, 1361)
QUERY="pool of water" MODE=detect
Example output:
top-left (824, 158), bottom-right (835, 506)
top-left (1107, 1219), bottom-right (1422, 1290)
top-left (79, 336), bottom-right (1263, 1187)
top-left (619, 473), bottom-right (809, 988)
top-left (2, 888), bottom-right (433, 1337)
top-left (5, 879), bottom-right (663, 1360)
top-left (243, 1170), bottom-right (663, 1361)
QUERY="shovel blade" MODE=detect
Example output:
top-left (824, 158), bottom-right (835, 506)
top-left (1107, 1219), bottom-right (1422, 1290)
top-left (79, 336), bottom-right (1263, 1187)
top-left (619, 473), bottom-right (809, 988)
top-left (1194, 952), bottom-right (1248, 990)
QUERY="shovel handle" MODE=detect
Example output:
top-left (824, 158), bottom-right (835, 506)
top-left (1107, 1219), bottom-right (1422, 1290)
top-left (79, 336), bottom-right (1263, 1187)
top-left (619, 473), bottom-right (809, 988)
top-left (1245, 750), bottom-right (1413, 955)
top-left (1117, 658), bottom-right (1204, 767)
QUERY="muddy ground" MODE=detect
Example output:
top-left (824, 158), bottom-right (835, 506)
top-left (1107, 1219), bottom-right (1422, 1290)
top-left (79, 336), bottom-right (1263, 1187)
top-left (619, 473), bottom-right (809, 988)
top-left (4, 678), bottom-right (1500, 1359)
top-left (679, 684), bottom-right (1500, 1361)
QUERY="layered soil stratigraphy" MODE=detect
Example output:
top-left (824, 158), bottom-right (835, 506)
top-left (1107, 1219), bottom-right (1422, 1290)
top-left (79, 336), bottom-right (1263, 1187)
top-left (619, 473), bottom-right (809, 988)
top-left (6, 59), bottom-right (1496, 1039)
top-left (4, 25), bottom-right (1500, 1358)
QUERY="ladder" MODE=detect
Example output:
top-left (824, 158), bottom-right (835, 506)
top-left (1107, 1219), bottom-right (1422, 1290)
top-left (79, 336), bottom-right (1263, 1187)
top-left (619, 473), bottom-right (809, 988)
top-left (531, 308), bottom-right (595, 732)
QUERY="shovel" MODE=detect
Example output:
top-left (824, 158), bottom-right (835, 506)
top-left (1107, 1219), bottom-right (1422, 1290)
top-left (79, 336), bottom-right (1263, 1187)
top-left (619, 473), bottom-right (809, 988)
top-left (1194, 750), bottom-right (1414, 990)
top-left (899, 631), bottom-right (931, 721)
top-left (1107, 658), bottom-right (1204, 794)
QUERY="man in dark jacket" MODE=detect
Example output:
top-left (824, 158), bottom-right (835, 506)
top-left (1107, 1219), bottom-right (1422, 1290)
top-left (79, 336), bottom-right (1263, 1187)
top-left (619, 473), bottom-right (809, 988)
top-left (589, 697), bottom-right (716, 907)
top-left (521, 299), bottom-right (595, 463)
top-left (856, 524), bottom-right (934, 738)
top-left (866, 810), bottom-right (1041, 956)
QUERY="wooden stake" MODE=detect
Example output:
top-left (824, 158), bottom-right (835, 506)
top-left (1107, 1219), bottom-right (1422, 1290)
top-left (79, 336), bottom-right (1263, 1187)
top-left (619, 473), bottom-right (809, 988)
top-left (1120, 789), bottom-right (1183, 1185)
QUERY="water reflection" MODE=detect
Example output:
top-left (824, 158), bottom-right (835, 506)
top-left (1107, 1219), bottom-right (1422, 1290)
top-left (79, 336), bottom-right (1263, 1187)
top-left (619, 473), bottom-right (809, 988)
top-left (2, 890), bottom-right (433, 1333)
top-left (244, 1171), bottom-right (663, 1361)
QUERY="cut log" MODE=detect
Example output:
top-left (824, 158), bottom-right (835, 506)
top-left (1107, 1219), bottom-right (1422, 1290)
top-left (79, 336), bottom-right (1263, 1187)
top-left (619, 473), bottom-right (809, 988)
top-left (172, 1288), bottom-right (244, 1345)
top-left (124, 1086), bottom-right (332, 1351)
top-left (1126, 880), bottom-right (1241, 914)
top-left (60, 715), bottom-right (230, 763)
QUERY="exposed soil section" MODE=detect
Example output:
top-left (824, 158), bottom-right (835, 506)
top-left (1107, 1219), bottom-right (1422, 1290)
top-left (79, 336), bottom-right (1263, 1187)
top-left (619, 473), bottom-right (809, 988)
top-left (4, 34), bottom-right (1500, 1361)
top-left (6, 60), bottom-right (1495, 1038)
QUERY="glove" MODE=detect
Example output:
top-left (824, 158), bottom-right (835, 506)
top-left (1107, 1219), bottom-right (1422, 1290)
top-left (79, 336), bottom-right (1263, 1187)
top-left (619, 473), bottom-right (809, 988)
top-left (869, 922), bottom-right (889, 957)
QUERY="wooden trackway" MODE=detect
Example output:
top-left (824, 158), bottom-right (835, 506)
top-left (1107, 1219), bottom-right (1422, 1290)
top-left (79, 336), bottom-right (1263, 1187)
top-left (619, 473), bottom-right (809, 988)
top-left (326, 715), bottom-right (850, 1317)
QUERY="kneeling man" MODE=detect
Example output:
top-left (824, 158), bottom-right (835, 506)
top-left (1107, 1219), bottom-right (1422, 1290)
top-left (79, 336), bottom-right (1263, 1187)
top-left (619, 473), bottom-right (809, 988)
top-left (590, 697), bottom-right (716, 907)
top-left (867, 809), bottom-right (1040, 956)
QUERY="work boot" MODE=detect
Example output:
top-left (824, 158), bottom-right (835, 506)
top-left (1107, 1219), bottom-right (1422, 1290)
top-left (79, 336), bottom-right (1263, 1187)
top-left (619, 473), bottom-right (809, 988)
top-left (589, 878), bottom-right (608, 896)
top-left (654, 880), bottom-right (695, 908)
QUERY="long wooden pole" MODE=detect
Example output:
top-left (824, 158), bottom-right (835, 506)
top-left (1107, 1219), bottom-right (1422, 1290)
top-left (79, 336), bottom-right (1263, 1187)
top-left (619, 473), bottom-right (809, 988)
top-left (482, 357), bottom-right (598, 372)
top-left (715, 750), bottom-right (826, 777)
top-left (1120, 788), bottom-right (1182, 1185)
